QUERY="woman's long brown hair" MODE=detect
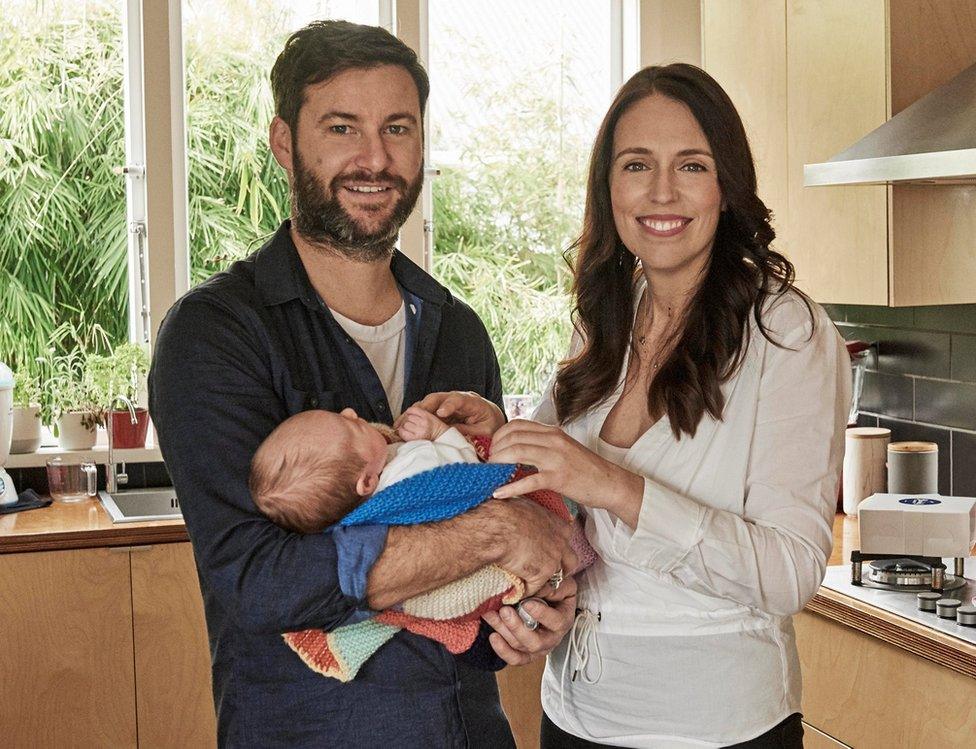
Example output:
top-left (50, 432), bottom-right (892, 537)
top-left (554, 64), bottom-right (811, 438)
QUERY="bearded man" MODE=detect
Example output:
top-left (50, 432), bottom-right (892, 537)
top-left (149, 20), bottom-right (576, 748)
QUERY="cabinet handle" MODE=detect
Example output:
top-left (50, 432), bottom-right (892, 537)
top-left (109, 545), bottom-right (153, 553)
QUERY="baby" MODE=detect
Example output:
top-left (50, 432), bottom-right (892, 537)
top-left (249, 405), bottom-right (480, 534)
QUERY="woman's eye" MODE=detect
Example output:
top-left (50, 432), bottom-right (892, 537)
top-left (681, 162), bottom-right (708, 172)
top-left (623, 162), bottom-right (647, 172)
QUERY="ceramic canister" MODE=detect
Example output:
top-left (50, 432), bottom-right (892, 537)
top-left (887, 441), bottom-right (939, 495)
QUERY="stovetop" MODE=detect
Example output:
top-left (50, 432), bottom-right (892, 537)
top-left (820, 557), bottom-right (976, 646)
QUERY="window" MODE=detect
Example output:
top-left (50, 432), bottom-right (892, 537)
top-left (181, 0), bottom-right (387, 285)
top-left (0, 0), bottom-right (128, 370)
top-left (427, 0), bottom-right (638, 399)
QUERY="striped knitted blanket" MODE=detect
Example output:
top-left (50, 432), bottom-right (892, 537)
top-left (282, 435), bottom-right (588, 682)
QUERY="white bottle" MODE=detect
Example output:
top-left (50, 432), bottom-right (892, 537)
top-left (0, 362), bottom-right (18, 505)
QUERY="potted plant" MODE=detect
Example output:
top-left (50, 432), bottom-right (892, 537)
top-left (10, 369), bottom-right (42, 454)
top-left (87, 342), bottom-right (151, 449)
top-left (40, 348), bottom-right (103, 450)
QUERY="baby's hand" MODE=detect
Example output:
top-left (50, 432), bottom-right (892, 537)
top-left (396, 405), bottom-right (450, 442)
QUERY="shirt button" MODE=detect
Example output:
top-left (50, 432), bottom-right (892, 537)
top-left (376, 401), bottom-right (387, 412)
top-left (307, 396), bottom-right (319, 409)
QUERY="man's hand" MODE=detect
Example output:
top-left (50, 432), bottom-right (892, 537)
top-left (480, 497), bottom-right (577, 596)
top-left (409, 391), bottom-right (506, 437)
top-left (483, 576), bottom-right (577, 665)
top-left (396, 405), bottom-right (449, 442)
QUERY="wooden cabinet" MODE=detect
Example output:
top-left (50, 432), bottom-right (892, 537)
top-left (703, 0), bottom-right (976, 306)
top-left (131, 543), bottom-right (216, 748)
top-left (795, 610), bottom-right (976, 748)
top-left (497, 660), bottom-right (545, 749)
top-left (0, 542), bottom-right (215, 748)
top-left (0, 548), bottom-right (137, 748)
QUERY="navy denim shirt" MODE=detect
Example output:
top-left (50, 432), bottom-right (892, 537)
top-left (149, 222), bottom-right (513, 748)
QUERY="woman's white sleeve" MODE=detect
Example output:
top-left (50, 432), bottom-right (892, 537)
top-left (616, 307), bottom-right (851, 616)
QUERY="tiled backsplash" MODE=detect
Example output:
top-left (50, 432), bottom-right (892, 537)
top-left (826, 304), bottom-right (976, 498)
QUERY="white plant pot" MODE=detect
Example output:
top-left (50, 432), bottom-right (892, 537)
top-left (57, 412), bottom-right (97, 450)
top-left (11, 406), bottom-right (42, 454)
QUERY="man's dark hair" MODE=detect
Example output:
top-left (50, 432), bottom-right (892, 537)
top-left (271, 20), bottom-right (430, 132)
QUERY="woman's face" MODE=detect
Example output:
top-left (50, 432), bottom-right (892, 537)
top-left (609, 93), bottom-right (723, 277)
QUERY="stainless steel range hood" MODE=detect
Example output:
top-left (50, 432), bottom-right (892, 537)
top-left (804, 62), bottom-right (976, 186)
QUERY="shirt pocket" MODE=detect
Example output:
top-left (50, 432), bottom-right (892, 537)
top-left (281, 386), bottom-right (337, 417)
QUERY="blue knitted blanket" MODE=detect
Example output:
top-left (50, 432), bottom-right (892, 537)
top-left (339, 462), bottom-right (518, 526)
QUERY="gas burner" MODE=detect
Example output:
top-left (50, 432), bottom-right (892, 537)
top-left (851, 551), bottom-right (968, 592)
top-left (868, 559), bottom-right (964, 590)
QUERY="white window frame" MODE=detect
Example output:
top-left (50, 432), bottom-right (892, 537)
top-left (126, 0), bottom-right (661, 347)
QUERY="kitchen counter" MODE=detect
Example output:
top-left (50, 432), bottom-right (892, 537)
top-left (0, 496), bottom-right (187, 554)
top-left (810, 513), bottom-right (976, 679)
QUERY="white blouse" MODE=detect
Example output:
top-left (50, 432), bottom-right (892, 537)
top-left (536, 286), bottom-right (851, 747)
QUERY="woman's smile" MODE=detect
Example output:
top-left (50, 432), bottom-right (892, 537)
top-left (636, 214), bottom-right (692, 237)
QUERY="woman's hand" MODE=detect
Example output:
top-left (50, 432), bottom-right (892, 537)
top-left (488, 420), bottom-right (644, 518)
top-left (406, 391), bottom-right (506, 437)
top-left (483, 576), bottom-right (578, 665)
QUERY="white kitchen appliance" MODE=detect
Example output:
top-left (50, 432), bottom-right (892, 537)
top-left (858, 493), bottom-right (976, 557)
top-left (0, 361), bottom-right (18, 505)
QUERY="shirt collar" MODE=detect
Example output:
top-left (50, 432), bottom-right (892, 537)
top-left (254, 220), bottom-right (451, 308)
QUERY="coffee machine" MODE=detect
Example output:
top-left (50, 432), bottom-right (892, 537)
top-left (0, 362), bottom-right (18, 505)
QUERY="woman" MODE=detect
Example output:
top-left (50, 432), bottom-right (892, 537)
top-left (422, 64), bottom-right (849, 747)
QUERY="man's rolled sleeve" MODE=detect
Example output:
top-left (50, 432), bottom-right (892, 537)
top-left (331, 524), bottom-right (388, 624)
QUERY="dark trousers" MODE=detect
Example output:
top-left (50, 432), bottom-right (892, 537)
top-left (541, 712), bottom-right (804, 749)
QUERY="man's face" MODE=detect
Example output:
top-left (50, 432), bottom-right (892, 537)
top-left (286, 64), bottom-right (424, 261)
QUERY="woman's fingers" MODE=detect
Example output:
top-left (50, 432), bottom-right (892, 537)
top-left (492, 473), bottom-right (544, 498)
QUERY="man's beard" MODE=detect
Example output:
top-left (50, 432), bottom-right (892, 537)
top-left (291, 148), bottom-right (423, 263)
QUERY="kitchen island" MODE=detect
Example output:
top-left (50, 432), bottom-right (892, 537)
top-left (2, 501), bottom-right (975, 748)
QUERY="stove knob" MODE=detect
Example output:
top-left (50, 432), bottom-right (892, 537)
top-left (936, 598), bottom-right (962, 620)
top-left (957, 605), bottom-right (976, 627)
top-left (917, 592), bottom-right (941, 612)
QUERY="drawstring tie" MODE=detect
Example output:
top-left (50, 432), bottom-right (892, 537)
top-left (560, 608), bottom-right (603, 716)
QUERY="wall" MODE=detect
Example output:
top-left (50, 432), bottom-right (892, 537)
top-left (827, 304), bottom-right (976, 497)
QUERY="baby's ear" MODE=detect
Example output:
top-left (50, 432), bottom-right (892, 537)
top-left (356, 471), bottom-right (379, 497)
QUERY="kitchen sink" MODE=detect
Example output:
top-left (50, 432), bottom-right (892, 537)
top-left (99, 488), bottom-right (182, 523)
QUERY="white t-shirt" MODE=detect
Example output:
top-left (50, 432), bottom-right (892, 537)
top-left (375, 427), bottom-right (480, 493)
top-left (535, 283), bottom-right (851, 747)
top-left (331, 303), bottom-right (407, 418)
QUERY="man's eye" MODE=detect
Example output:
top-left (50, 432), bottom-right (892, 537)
top-left (329, 125), bottom-right (350, 134)
top-left (386, 124), bottom-right (408, 135)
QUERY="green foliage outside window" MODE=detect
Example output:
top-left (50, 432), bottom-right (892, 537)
top-left (1, 7), bottom-right (584, 397)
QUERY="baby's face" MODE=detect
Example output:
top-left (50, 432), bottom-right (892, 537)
top-left (329, 408), bottom-right (389, 474)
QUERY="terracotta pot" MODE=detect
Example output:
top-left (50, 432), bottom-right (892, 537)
top-left (57, 412), bottom-right (97, 450)
top-left (11, 405), bottom-right (42, 454)
top-left (111, 408), bottom-right (150, 449)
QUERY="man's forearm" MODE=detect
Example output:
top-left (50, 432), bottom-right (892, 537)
top-left (365, 503), bottom-right (503, 610)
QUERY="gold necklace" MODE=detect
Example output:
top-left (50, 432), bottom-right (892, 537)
top-left (634, 302), bottom-right (675, 370)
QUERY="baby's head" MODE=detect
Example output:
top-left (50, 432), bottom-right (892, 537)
top-left (249, 408), bottom-right (392, 533)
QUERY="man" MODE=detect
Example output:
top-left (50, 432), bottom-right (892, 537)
top-left (149, 20), bottom-right (576, 748)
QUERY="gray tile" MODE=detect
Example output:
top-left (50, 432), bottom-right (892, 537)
top-left (951, 431), bottom-right (976, 497)
top-left (835, 324), bottom-right (881, 370)
top-left (858, 372), bottom-right (913, 420)
top-left (822, 304), bottom-right (847, 323)
top-left (915, 379), bottom-right (976, 431)
top-left (913, 305), bottom-right (976, 334)
top-left (855, 412), bottom-right (880, 428)
top-left (844, 305), bottom-right (914, 327)
top-left (878, 418), bottom-right (952, 494)
top-left (877, 328), bottom-right (951, 379)
top-left (950, 335), bottom-right (976, 383)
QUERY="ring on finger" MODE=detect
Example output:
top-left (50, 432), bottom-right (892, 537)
top-left (548, 567), bottom-right (564, 590)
